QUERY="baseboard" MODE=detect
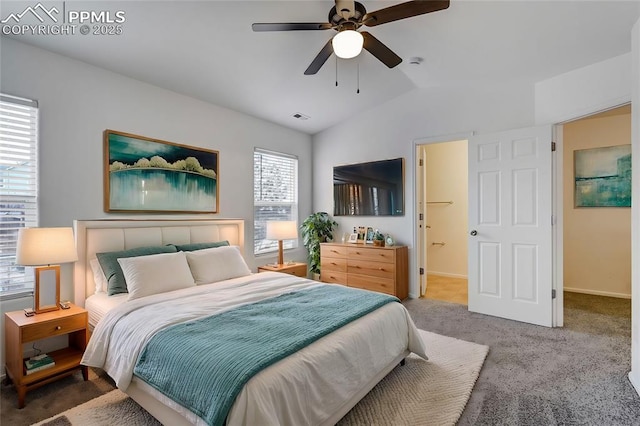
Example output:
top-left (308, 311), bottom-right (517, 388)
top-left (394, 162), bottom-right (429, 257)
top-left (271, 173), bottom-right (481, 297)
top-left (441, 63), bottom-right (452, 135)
top-left (564, 287), bottom-right (631, 299)
top-left (629, 371), bottom-right (640, 397)
top-left (427, 271), bottom-right (468, 279)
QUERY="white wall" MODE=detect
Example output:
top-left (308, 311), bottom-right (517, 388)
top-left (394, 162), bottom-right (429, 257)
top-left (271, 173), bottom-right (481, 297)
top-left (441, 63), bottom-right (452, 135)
top-left (0, 38), bottom-right (313, 369)
top-left (425, 140), bottom-right (468, 278)
top-left (535, 53), bottom-right (632, 125)
top-left (562, 110), bottom-right (632, 298)
top-left (313, 81), bottom-right (535, 297)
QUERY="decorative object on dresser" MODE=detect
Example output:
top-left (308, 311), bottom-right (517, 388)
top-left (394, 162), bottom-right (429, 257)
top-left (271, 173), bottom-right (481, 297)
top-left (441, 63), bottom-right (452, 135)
top-left (265, 220), bottom-right (298, 265)
top-left (300, 212), bottom-right (338, 277)
top-left (104, 129), bottom-right (219, 213)
top-left (16, 227), bottom-right (78, 313)
top-left (4, 304), bottom-right (88, 408)
top-left (257, 262), bottom-right (307, 278)
top-left (320, 242), bottom-right (408, 299)
top-left (373, 229), bottom-right (385, 246)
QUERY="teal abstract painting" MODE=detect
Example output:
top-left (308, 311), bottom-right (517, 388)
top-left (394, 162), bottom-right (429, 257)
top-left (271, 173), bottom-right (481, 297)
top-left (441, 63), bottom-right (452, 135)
top-left (104, 130), bottom-right (219, 213)
top-left (574, 144), bottom-right (631, 207)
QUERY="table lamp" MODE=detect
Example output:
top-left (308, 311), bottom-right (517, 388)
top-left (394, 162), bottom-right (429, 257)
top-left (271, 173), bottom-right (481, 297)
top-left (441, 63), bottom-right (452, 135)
top-left (266, 221), bottom-right (298, 266)
top-left (16, 227), bottom-right (78, 313)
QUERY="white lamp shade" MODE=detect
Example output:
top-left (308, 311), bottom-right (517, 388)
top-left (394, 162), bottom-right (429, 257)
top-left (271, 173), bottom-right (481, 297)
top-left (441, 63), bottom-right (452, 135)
top-left (16, 227), bottom-right (78, 266)
top-left (332, 30), bottom-right (364, 59)
top-left (266, 221), bottom-right (298, 241)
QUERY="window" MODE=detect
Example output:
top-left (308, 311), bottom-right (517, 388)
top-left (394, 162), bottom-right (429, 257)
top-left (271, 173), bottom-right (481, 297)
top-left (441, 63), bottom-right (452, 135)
top-left (0, 94), bottom-right (39, 297)
top-left (253, 149), bottom-right (298, 255)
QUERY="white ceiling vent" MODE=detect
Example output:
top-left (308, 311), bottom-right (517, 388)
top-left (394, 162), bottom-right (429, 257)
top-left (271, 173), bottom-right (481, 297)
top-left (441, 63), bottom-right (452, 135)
top-left (292, 112), bottom-right (310, 120)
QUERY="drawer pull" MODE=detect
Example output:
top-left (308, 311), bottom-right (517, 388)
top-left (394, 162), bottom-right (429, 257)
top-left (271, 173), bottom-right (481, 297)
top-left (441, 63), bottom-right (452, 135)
top-left (55, 326), bottom-right (62, 330)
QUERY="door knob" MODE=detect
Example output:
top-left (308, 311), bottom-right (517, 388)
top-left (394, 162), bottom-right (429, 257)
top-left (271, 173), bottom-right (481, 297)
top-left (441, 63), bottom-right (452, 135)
top-left (470, 230), bottom-right (478, 236)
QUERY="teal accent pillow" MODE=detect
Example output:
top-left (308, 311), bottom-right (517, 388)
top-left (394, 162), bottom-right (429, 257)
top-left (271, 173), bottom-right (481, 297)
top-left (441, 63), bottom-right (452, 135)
top-left (172, 240), bottom-right (229, 252)
top-left (97, 245), bottom-right (178, 296)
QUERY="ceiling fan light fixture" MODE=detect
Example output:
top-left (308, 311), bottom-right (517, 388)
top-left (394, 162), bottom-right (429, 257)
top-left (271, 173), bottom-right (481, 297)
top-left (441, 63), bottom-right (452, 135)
top-left (332, 30), bottom-right (364, 59)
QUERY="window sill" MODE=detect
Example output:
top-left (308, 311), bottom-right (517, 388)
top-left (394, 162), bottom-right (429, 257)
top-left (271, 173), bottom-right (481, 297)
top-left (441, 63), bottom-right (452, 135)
top-left (0, 289), bottom-right (34, 301)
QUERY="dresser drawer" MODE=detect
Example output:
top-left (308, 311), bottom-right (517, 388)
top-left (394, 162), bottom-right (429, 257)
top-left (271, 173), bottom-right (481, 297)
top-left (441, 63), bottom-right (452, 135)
top-left (348, 275), bottom-right (396, 296)
top-left (347, 259), bottom-right (395, 279)
top-left (321, 245), bottom-right (347, 258)
top-left (321, 271), bottom-right (348, 284)
top-left (322, 257), bottom-right (347, 273)
top-left (22, 314), bottom-right (86, 343)
top-left (347, 247), bottom-right (394, 263)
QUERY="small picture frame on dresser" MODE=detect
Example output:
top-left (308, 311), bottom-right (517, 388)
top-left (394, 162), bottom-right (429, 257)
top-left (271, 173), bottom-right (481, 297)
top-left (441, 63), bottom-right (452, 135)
top-left (347, 233), bottom-right (358, 243)
top-left (365, 227), bottom-right (375, 244)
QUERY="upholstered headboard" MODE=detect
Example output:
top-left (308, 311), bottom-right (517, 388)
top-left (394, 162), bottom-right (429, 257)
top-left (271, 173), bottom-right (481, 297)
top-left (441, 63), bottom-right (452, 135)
top-left (73, 219), bottom-right (245, 306)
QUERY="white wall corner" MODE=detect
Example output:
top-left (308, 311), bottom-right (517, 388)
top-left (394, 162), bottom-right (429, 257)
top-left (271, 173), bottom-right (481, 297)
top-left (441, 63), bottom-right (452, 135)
top-left (630, 17), bottom-right (640, 397)
top-left (534, 53), bottom-right (632, 125)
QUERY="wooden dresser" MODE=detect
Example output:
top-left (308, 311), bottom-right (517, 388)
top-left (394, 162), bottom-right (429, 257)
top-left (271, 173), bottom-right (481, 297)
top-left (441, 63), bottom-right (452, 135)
top-left (320, 243), bottom-right (408, 300)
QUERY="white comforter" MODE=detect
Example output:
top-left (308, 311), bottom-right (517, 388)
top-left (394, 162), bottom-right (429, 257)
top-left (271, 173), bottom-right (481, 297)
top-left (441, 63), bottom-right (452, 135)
top-left (82, 272), bottom-right (427, 426)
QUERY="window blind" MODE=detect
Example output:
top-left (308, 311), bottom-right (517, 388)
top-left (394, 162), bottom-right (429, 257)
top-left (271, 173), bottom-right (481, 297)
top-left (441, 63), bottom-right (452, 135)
top-left (0, 94), bottom-right (39, 296)
top-left (253, 149), bottom-right (298, 255)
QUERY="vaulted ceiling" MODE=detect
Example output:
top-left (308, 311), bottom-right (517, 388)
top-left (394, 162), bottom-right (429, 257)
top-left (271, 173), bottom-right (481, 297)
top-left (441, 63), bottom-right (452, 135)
top-left (2, 1), bottom-right (639, 134)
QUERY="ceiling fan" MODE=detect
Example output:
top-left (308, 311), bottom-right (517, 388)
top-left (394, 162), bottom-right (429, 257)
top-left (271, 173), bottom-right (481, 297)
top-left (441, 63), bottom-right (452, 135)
top-left (252, 0), bottom-right (450, 75)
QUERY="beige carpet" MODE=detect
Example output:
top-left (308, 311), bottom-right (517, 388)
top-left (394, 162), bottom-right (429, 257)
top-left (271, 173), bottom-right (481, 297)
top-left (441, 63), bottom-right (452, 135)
top-left (33, 330), bottom-right (488, 426)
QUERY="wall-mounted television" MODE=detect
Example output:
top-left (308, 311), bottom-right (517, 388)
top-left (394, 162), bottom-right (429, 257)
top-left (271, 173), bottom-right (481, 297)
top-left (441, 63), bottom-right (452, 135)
top-left (333, 158), bottom-right (404, 216)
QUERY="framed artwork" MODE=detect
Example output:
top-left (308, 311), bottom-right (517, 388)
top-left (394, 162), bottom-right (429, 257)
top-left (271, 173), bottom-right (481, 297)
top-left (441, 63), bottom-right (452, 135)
top-left (347, 233), bottom-right (358, 243)
top-left (365, 227), bottom-right (375, 244)
top-left (574, 144), bottom-right (631, 208)
top-left (104, 130), bottom-right (219, 213)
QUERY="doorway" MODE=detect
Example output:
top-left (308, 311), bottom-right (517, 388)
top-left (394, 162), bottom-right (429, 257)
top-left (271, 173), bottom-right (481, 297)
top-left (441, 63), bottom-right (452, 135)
top-left (561, 105), bottom-right (632, 301)
top-left (416, 139), bottom-right (469, 305)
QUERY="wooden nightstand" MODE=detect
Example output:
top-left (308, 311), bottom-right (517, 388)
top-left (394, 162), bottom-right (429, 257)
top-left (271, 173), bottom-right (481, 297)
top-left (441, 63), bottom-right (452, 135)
top-left (4, 304), bottom-right (88, 408)
top-left (258, 262), bottom-right (307, 278)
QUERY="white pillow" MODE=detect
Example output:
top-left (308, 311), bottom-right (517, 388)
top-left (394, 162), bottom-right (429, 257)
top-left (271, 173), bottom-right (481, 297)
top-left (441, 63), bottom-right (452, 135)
top-left (90, 258), bottom-right (107, 294)
top-left (117, 251), bottom-right (195, 301)
top-left (185, 245), bottom-right (251, 285)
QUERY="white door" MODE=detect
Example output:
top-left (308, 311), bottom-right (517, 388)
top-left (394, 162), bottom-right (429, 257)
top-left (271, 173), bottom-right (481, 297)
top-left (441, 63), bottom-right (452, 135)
top-left (416, 144), bottom-right (428, 296)
top-left (468, 125), bottom-right (554, 326)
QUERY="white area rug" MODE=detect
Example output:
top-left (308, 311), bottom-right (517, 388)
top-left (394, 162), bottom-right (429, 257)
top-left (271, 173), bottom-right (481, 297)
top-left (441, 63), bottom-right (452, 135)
top-left (33, 330), bottom-right (488, 426)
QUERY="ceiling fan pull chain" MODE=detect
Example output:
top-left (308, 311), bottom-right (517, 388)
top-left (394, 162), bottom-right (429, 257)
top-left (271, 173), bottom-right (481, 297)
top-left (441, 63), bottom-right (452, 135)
top-left (357, 61), bottom-right (360, 94)
top-left (335, 56), bottom-right (339, 87)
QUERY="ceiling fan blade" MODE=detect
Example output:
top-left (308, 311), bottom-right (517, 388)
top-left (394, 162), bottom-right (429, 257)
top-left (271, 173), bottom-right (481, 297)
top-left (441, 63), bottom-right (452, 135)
top-left (304, 39), bottom-right (334, 75)
top-left (363, 0), bottom-right (449, 27)
top-left (252, 22), bottom-right (333, 32)
top-left (361, 32), bottom-right (402, 68)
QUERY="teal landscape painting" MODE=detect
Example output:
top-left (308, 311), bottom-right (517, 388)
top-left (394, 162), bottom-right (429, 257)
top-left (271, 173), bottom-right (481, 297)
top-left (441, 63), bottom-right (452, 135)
top-left (105, 131), bottom-right (218, 212)
top-left (574, 144), bottom-right (631, 208)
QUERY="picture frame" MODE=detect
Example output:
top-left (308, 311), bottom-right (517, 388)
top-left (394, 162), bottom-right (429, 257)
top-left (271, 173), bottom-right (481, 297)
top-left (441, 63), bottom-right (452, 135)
top-left (365, 227), bottom-right (375, 244)
top-left (104, 130), bottom-right (219, 213)
top-left (347, 233), bottom-right (358, 243)
top-left (574, 144), bottom-right (631, 208)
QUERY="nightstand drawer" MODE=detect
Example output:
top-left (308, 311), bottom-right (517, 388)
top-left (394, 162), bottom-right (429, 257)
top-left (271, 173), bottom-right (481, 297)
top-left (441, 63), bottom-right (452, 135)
top-left (22, 314), bottom-right (86, 342)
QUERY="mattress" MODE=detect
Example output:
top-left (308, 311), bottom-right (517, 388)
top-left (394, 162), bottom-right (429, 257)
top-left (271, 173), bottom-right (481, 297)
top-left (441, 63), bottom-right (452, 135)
top-left (84, 292), bottom-right (128, 329)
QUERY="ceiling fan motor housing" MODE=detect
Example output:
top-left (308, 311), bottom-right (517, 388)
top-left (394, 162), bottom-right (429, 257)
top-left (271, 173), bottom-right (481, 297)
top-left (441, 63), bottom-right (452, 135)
top-left (329, 2), bottom-right (367, 30)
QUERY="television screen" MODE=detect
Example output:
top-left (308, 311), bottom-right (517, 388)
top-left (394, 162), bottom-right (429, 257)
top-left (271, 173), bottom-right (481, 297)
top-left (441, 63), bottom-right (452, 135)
top-left (333, 158), bottom-right (404, 216)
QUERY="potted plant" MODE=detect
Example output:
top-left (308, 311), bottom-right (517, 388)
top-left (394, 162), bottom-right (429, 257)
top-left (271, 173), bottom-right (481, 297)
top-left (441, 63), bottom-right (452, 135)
top-left (373, 229), bottom-right (385, 247)
top-left (300, 212), bottom-right (338, 279)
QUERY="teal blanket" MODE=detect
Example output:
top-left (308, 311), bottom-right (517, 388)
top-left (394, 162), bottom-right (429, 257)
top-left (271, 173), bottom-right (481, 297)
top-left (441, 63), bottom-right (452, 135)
top-left (133, 284), bottom-right (398, 426)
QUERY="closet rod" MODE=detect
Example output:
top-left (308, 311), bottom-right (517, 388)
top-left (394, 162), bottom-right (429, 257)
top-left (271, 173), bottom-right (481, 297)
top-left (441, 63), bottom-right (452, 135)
top-left (426, 201), bottom-right (453, 205)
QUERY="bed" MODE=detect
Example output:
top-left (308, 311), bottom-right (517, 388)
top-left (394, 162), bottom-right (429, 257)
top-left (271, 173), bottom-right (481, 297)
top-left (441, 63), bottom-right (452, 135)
top-left (74, 219), bottom-right (427, 426)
